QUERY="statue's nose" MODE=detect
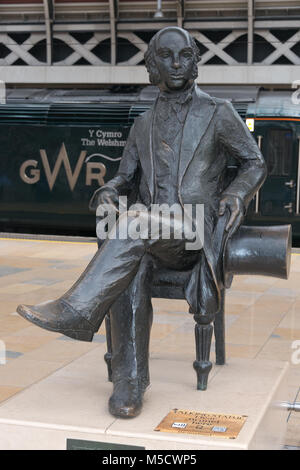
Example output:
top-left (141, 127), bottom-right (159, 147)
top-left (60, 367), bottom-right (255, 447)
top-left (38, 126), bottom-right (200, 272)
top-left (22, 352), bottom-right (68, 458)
top-left (172, 53), bottom-right (180, 69)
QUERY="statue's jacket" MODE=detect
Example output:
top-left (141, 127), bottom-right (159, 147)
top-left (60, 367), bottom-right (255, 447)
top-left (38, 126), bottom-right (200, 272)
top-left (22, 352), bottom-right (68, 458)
top-left (91, 85), bottom-right (267, 315)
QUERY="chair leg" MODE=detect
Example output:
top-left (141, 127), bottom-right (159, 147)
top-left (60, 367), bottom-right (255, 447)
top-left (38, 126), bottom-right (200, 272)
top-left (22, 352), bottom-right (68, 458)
top-left (214, 289), bottom-right (226, 366)
top-left (193, 313), bottom-right (215, 391)
top-left (104, 312), bottom-right (113, 382)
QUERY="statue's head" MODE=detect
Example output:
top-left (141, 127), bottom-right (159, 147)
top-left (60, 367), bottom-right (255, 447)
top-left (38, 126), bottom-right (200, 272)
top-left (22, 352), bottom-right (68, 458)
top-left (144, 26), bottom-right (200, 91)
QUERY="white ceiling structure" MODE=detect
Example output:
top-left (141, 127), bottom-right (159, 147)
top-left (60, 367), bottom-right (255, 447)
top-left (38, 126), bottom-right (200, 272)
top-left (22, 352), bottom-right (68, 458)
top-left (0, 1), bottom-right (299, 85)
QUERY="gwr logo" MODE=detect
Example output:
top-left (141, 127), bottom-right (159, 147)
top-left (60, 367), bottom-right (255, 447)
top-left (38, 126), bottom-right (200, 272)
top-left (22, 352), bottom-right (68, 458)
top-left (19, 143), bottom-right (107, 191)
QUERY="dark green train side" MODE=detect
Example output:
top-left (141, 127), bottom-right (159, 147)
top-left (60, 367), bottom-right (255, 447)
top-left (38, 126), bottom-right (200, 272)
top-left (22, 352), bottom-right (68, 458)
top-left (0, 86), bottom-right (299, 240)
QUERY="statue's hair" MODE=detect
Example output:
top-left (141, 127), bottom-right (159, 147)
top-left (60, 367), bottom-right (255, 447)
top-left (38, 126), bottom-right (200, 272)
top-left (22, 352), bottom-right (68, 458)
top-left (144, 27), bottom-right (201, 86)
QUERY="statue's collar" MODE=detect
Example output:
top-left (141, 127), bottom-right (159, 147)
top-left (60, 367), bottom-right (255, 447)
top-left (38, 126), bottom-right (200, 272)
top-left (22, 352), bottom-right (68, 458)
top-left (159, 82), bottom-right (195, 105)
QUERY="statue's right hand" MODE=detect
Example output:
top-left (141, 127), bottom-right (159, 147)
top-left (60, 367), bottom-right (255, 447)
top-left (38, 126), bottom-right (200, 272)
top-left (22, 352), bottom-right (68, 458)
top-left (89, 186), bottom-right (119, 212)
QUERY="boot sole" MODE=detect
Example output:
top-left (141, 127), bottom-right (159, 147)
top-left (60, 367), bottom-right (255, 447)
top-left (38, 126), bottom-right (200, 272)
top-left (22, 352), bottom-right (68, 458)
top-left (16, 305), bottom-right (94, 342)
top-left (61, 329), bottom-right (94, 342)
top-left (108, 401), bottom-right (143, 419)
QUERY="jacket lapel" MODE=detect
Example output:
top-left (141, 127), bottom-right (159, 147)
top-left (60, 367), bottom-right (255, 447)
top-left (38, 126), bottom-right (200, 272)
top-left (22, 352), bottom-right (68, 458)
top-left (136, 104), bottom-right (156, 201)
top-left (178, 87), bottom-right (216, 193)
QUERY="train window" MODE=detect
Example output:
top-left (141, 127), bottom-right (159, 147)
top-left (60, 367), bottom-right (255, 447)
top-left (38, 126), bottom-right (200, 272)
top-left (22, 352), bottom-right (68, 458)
top-left (267, 129), bottom-right (293, 176)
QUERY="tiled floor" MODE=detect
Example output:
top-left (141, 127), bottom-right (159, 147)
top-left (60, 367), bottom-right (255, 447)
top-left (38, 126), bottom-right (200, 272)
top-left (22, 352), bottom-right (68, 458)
top-left (0, 237), bottom-right (299, 449)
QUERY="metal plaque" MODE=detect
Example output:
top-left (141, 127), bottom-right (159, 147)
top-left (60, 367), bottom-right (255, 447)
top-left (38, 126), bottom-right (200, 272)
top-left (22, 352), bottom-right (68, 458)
top-left (155, 409), bottom-right (247, 439)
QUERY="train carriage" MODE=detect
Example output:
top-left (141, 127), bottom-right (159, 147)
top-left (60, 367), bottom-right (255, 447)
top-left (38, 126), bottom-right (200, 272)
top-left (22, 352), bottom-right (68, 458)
top-left (0, 85), bottom-right (299, 240)
top-left (245, 90), bottom-right (300, 240)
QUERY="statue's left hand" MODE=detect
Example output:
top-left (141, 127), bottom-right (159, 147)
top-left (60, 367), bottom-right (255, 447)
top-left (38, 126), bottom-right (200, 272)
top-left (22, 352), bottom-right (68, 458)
top-left (219, 195), bottom-right (244, 238)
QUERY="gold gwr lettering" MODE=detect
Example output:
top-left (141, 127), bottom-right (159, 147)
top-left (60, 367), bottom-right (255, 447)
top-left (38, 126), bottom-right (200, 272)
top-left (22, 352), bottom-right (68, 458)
top-left (39, 143), bottom-right (87, 191)
top-left (86, 162), bottom-right (106, 186)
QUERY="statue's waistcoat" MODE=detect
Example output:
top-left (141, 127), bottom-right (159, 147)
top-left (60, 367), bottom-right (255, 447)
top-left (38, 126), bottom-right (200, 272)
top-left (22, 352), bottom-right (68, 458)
top-left (152, 86), bottom-right (193, 205)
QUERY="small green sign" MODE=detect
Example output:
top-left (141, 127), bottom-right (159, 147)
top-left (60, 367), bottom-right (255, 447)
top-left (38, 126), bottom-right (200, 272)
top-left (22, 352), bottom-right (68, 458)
top-left (66, 439), bottom-right (144, 450)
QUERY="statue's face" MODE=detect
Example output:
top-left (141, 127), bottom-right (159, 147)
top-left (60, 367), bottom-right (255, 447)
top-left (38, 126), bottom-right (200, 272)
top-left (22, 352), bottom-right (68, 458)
top-left (155, 30), bottom-right (195, 91)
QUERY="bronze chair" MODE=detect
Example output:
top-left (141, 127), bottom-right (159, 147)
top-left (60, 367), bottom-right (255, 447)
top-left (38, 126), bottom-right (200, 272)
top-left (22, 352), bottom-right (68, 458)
top-left (99, 223), bottom-right (291, 390)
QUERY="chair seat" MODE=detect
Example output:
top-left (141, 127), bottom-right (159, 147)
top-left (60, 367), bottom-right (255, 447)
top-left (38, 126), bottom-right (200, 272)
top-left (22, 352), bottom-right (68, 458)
top-left (151, 267), bottom-right (191, 299)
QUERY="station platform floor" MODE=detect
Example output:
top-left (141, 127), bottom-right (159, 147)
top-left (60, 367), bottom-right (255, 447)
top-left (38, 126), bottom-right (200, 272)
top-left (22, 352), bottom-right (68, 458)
top-left (0, 235), bottom-right (299, 450)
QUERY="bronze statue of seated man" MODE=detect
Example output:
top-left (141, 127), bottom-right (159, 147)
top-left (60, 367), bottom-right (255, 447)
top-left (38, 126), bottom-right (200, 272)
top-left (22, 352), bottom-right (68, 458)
top-left (17, 26), bottom-right (267, 419)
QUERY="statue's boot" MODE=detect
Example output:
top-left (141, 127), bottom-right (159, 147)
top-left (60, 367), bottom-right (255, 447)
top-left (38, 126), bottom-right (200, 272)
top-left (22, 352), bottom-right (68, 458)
top-left (17, 230), bottom-right (146, 342)
top-left (108, 254), bottom-right (154, 418)
top-left (17, 300), bottom-right (95, 342)
top-left (108, 378), bottom-right (145, 419)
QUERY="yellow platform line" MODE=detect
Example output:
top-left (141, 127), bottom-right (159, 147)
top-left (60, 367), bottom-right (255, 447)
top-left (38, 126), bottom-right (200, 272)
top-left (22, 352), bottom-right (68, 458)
top-left (0, 237), bottom-right (96, 245)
